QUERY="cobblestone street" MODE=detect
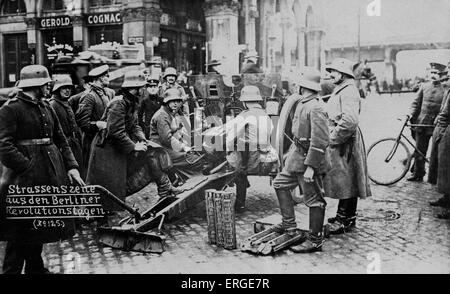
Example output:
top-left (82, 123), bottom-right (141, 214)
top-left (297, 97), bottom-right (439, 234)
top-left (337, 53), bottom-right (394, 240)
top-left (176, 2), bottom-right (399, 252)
top-left (1, 92), bottom-right (449, 274)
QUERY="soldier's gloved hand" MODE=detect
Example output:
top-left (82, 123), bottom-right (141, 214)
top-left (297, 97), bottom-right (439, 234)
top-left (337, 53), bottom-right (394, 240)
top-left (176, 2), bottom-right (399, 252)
top-left (134, 142), bottom-right (148, 152)
top-left (68, 169), bottom-right (85, 186)
top-left (96, 121), bottom-right (107, 130)
top-left (304, 166), bottom-right (315, 183)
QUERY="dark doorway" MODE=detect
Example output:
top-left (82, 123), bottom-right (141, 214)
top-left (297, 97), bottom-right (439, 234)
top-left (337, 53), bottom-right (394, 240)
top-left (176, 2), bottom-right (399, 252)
top-left (4, 33), bottom-right (29, 87)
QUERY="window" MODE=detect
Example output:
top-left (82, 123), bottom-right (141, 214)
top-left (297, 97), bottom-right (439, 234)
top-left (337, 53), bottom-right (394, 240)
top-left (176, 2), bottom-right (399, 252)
top-left (43, 0), bottom-right (64, 11)
top-left (0, 0), bottom-right (26, 14)
top-left (89, 0), bottom-right (122, 7)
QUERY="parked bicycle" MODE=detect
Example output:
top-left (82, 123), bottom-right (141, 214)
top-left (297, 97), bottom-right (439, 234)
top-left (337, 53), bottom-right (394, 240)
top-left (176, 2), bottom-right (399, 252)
top-left (366, 115), bottom-right (434, 186)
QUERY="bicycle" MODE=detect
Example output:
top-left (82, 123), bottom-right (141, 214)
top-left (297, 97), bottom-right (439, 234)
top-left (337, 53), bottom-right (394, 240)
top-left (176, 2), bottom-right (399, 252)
top-left (366, 115), bottom-right (434, 186)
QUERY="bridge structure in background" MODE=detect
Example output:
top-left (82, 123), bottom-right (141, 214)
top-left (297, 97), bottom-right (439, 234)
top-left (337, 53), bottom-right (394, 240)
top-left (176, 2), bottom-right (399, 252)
top-left (325, 41), bottom-right (450, 83)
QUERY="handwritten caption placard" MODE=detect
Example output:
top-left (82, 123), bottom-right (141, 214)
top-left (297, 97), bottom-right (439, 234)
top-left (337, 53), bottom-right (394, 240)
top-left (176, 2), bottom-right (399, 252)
top-left (5, 185), bottom-right (107, 225)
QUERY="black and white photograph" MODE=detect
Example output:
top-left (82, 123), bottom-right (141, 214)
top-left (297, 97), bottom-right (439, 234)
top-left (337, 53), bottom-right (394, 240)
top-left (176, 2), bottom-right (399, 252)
top-left (0, 0), bottom-right (449, 278)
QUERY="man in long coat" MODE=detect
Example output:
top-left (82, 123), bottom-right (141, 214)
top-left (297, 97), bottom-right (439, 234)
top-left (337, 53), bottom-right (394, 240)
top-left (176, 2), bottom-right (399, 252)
top-left (429, 66), bottom-right (450, 219)
top-left (75, 65), bottom-right (112, 178)
top-left (49, 75), bottom-right (84, 176)
top-left (323, 58), bottom-right (371, 235)
top-left (272, 67), bottom-right (330, 253)
top-left (0, 65), bottom-right (84, 274)
top-left (408, 62), bottom-right (446, 182)
top-left (86, 70), bottom-right (180, 206)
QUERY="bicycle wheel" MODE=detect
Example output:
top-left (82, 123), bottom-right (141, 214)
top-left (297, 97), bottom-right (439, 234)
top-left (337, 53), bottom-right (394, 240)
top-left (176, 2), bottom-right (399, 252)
top-left (367, 137), bottom-right (412, 186)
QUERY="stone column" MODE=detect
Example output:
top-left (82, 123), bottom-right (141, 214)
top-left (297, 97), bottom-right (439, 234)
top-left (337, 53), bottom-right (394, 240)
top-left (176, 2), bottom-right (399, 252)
top-left (204, 0), bottom-right (241, 75)
top-left (384, 47), bottom-right (398, 85)
top-left (243, 0), bottom-right (258, 51)
top-left (122, 0), bottom-right (161, 61)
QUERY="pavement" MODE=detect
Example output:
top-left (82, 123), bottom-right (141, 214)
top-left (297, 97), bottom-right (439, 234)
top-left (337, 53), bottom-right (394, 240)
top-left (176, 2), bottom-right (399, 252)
top-left (0, 92), bottom-right (449, 274)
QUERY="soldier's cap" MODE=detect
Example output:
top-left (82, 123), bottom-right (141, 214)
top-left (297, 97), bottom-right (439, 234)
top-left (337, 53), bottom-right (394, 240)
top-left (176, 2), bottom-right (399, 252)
top-left (52, 74), bottom-right (73, 92)
top-left (147, 74), bottom-right (160, 86)
top-left (430, 62), bottom-right (447, 73)
top-left (88, 65), bottom-right (109, 78)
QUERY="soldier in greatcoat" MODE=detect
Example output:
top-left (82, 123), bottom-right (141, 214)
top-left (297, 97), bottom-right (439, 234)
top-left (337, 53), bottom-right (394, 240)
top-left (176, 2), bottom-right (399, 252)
top-left (408, 62), bottom-right (446, 182)
top-left (323, 58), bottom-right (371, 235)
top-left (272, 67), bottom-right (330, 253)
top-left (75, 65), bottom-right (112, 178)
top-left (429, 65), bottom-right (450, 219)
top-left (49, 75), bottom-right (84, 176)
top-left (0, 65), bottom-right (84, 274)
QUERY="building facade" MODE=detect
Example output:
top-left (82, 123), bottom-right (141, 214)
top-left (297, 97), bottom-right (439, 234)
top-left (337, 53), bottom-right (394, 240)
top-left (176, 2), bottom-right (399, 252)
top-left (0, 0), bottom-right (325, 87)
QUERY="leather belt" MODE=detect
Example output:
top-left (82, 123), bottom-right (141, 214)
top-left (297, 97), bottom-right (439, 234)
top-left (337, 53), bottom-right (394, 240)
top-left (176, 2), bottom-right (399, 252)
top-left (17, 138), bottom-right (52, 146)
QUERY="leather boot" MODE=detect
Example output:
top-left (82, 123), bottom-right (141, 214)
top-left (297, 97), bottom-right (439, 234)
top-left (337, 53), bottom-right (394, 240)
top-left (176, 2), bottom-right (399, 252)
top-left (329, 198), bottom-right (357, 235)
top-left (327, 199), bottom-right (348, 223)
top-left (235, 175), bottom-right (249, 212)
top-left (290, 207), bottom-right (325, 253)
top-left (430, 195), bottom-right (450, 207)
top-left (273, 189), bottom-right (297, 233)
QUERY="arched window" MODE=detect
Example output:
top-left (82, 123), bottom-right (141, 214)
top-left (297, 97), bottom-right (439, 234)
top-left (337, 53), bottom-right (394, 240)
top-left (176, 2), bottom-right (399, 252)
top-left (0, 0), bottom-right (26, 14)
top-left (89, 0), bottom-right (122, 7)
top-left (43, 0), bottom-right (65, 11)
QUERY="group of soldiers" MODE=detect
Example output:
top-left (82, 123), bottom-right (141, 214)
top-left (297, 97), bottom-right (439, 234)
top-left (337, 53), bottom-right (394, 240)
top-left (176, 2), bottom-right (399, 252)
top-left (4, 51), bottom-right (448, 273)
top-left (408, 62), bottom-right (450, 219)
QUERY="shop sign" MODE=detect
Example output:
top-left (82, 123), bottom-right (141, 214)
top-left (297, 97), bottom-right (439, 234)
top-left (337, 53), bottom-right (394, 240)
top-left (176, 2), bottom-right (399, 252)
top-left (39, 16), bottom-right (72, 29)
top-left (160, 13), bottom-right (177, 26)
top-left (186, 19), bottom-right (202, 32)
top-left (46, 43), bottom-right (74, 60)
top-left (128, 37), bottom-right (144, 44)
top-left (86, 12), bottom-right (122, 25)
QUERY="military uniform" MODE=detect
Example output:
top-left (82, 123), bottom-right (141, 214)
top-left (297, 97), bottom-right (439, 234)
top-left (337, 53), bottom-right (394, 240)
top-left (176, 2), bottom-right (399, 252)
top-left (324, 58), bottom-right (371, 235)
top-left (273, 93), bottom-right (329, 212)
top-left (75, 84), bottom-right (111, 177)
top-left (428, 87), bottom-right (450, 184)
top-left (225, 86), bottom-right (276, 211)
top-left (0, 91), bottom-right (78, 273)
top-left (409, 80), bottom-right (445, 179)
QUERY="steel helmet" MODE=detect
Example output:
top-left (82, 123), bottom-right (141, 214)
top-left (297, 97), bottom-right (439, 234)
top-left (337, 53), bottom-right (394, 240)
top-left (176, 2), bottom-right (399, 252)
top-left (163, 67), bottom-right (177, 79)
top-left (122, 70), bottom-right (147, 88)
top-left (326, 58), bottom-right (355, 78)
top-left (240, 85), bottom-right (263, 102)
top-left (163, 88), bottom-right (183, 103)
top-left (17, 65), bottom-right (52, 89)
top-left (297, 66), bottom-right (321, 92)
top-left (52, 74), bottom-right (73, 92)
top-left (147, 74), bottom-right (160, 86)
